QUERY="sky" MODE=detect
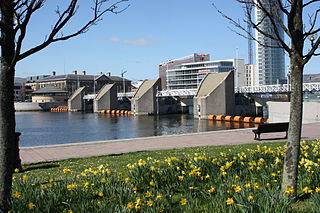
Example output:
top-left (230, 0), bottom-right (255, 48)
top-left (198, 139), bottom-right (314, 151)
top-left (15, 0), bottom-right (320, 82)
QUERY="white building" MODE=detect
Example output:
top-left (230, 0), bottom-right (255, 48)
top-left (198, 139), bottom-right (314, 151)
top-left (255, 0), bottom-right (286, 85)
top-left (166, 59), bottom-right (245, 90)
top-left (245, 64), bottom-right (256, 86)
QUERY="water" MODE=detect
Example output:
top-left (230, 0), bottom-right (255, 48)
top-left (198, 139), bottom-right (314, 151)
top-left (16, 112), bottom-right (255, 147)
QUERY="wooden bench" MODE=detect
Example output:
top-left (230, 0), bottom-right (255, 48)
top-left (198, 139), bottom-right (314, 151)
top-left (252, 122), bottom-right (289, 140)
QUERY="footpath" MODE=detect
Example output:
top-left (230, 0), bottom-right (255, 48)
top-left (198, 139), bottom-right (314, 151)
top-left (20, 122), bottom-right (320, 165)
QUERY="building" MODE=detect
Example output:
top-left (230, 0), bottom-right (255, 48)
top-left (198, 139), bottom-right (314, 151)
top-left (14, 77), bottom-right (33, 101)
top-left (166, 59), bottom-right (245, 90)
top-left (303, 74), bottom-right (320, 83)
top-left (245, 64), bottom-right (256, 86)
top-left (159, 53), bottom-right (210, 90)
top-left (32, 85), bottom-right (68, 103)
top-left (25, 71), bottom-right (131, 97)
top-left (255, 0), bottom-right (286, 85)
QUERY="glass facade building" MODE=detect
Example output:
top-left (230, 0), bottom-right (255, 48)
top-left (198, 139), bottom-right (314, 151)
top-left (166, 60), bottom-right (241, 90)
top-left (255, 0), bottom-right (286, 85)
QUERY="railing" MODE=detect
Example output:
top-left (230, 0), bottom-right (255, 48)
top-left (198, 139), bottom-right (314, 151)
top-left (157, 89), bottom-right (197, 97)
top-left (235, 83), bottom-right (320, 93)
top-left (84, 83), bottom-right (320, 100)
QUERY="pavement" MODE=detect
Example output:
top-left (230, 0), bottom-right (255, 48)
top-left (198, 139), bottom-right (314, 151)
top-left (20, 122), bottom-right (320, 165)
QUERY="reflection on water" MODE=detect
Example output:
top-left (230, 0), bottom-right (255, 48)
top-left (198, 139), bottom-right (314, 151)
top-left (16, 112), bottom-right (255, 147)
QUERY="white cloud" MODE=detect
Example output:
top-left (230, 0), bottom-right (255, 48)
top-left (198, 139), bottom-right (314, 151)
top-left (123, 38), bottom-right (151, 46)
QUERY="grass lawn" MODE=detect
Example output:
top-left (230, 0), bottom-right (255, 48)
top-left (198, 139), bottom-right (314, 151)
top-left (11, 140), bottom-right (320, 212)
top-left (22, 142), bottom-right (285, 177)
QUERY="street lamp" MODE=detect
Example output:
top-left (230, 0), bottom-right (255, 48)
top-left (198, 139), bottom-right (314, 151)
top-left (121, 69), bottom-right (127, 97)
top-left (287, 70), bottom-right (291, 102)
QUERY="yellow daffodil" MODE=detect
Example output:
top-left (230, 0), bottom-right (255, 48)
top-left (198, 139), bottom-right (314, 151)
top-left (247, 195), bottom-right (254, 201)
top-left (226, 198), bottom-right (234, 205)
top-left (13, 192), bottom-right (21, 199)
top-left (63, 168), bottom-right (71, 173)
top-left (147, 200), bottom-right (154, 207)
top-left (156, 194), bottom-right (163, 200)
top-left (145, 191), bottom-right (152, 197)
top-left (101, 178), bottom-right (107, 183)
top-left (97, 192), bottom-right (104, 197)
top-left (180, 198), bottom-right (188, 205)
top-left (67, 184), bottom-right (76, 190)
top-left (127, 202), bottom-right (134, 209)
top-left (28, 202), bottom-right (36, 209)
top-left (208, 187), bottom-right (216, 193)
top-left (149, 180), bottom-right (155, 186)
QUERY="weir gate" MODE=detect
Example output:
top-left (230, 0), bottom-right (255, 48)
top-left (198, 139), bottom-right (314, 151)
top-left (68, 76), bottom-right (320, 118)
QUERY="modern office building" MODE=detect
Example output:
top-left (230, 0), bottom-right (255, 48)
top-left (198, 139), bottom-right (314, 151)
top-left (245, 64), bottom-right (256, 86)
top-left (166, 59), bottom-right (245, 90)
top-left (255, 0), bottom-right (286, 85)
top-left (159, 53), bottom-right (210, 90)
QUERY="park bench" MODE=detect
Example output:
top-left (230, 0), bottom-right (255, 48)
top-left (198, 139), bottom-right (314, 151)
top-left (253, 122), bottom-right (289, 140)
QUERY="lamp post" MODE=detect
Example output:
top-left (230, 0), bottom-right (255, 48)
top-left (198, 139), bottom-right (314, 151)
top-left (287, 70), bottom-right (291, 102)
top-left (121, 69), bottom-right (127, 97)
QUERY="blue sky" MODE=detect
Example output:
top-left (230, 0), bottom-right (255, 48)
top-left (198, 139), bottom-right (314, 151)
top-left (15, 0), bottom-right (319, 82)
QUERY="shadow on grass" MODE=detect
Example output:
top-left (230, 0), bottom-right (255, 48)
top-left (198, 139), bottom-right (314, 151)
top-left (23, 164), bottom-right (60, 172)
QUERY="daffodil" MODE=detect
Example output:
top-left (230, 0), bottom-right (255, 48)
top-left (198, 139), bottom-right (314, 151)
top-left (180, 198), bottom-right (188, 205)
top-left (247, 195), bottom-right (254, 201)
top-left (226, 198), bottom-right (234, 205)
top-left (28, 202), bottom-right (36, 209)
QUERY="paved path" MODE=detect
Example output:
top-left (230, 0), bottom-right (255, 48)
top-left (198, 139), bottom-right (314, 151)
top-left (20, 122), bottom-right (320, 165)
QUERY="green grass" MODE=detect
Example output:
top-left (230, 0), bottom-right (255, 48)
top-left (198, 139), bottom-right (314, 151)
top-left (22, 142), bottom-right (285, 178)
top-left (11, 140), bottom-right (320, 212)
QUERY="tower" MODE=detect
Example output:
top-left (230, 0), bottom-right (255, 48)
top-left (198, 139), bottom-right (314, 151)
top-left (255, 0), bottom-right (285, 85)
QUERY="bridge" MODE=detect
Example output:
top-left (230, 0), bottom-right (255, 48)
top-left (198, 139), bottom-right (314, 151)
top-left (83, 82), bottom-right (320, 100)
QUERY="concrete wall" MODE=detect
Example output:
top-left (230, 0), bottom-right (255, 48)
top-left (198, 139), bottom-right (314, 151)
top-left (32, 95), bottom-right (67, 103)
top-left (268, 101), bottom-right (320, 123)
top-left (193, 72), bottom-right (235, 119)
top-left (131, 79), bottom-right (161, 115)
top-left (15, 102), bottom-right (65, 111)
top-left (93, 84), bottom-right (117, 112)
top-left (68, 87), bottom-right (86, 111)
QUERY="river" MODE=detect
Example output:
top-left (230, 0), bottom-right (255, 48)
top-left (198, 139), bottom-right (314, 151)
top-left (15, 112), bottom-right (255, 147)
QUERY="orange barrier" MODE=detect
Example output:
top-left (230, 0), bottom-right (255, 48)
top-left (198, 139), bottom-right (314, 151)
top-left (233, 116), bottom-right (244, 122)
top-left (254, 117), bottom-right (265, 123)
top-left (101, 110), bottom-right (106, 114)
top-left (243, 117), bottom-right (254, 123)
top-left (111, 110), bottom-right (116, 114)
top-left (120, 110), bottom-right (125, 115)
top-left (208, 115), bottom-right (216, 120)
top-left (224, 116), bottom-right (234, 121)
top-left (216, 115), bottom-right (225, 121)
top-left (106, 110), bottom-right (110, 114)
top-left (127, 111), bottom-right (132, 115)
top-left (115, 110), bottom-right (120, 114)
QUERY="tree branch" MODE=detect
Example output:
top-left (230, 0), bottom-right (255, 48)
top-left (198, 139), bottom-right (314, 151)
top-left (16, 0), bottom-right (129, 61)
top-left (303, 0), bottom-right (320, 8)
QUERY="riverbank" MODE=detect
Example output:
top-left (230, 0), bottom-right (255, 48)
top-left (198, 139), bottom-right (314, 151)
top-left (20, 122), bottom-right (320, 165)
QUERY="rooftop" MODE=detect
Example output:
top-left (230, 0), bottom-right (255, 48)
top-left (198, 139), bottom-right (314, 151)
top-left (32, 85), bottom-right (68, 94)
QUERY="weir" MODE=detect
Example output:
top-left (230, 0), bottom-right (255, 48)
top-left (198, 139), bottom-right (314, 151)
top-left (93, 84), bottom-right (117, 113)
top-left (131, 79), bottom-right (161, 115)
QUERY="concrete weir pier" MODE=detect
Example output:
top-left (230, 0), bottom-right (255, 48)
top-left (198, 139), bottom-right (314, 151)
top-left (93, 84), bottom-right (118, 113)
top-left (194, 71), bottom-right (235, 119)
top-left (131, 79), bottom-right (161, 115)
top-left (68, 87), bottom-right (86, 112)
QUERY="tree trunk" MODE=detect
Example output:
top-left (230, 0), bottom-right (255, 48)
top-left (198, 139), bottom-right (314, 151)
top-left (0, 2), bottom-right (17, 211)
top-left (281, 54), bottom-right (304, 200)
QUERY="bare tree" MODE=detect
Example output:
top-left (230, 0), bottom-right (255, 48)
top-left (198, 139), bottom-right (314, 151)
top-left (0, 0), bottom-right (129, 210)
top-left (215, 0), bottom-right (320, 200)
